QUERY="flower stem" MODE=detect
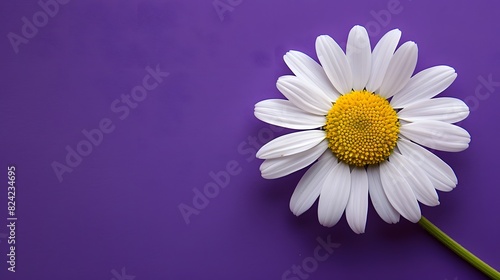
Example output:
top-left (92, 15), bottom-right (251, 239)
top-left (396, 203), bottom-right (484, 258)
top-left (418, 216), bottom-right (500, 280)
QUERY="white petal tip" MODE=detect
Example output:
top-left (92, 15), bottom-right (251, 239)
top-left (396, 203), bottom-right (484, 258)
top-left (319, 221), bottom-right (335, 228)
top-left (423, 199), bottom-right (440, 207)
top-left (255, 150), bottom-right (264, 159)
top-left (276, 75), bottom-right (291, 84)
top-left (381, 216), bottom-right (399, 224)
top-left (408, 214), bottom-right (421, 223)
top-left (292, 209), bottom-right (306, 217)
top-left (351, 226), bottom-right (365, 234)
top-left (386, 28), bottom-right (402, 40)
top-left (350, 25), bottom-right (365, 32)
top-left (453, 143), bottom-right (470, 152)
top-left (315, 35), bottom-right (333, 46)
top-left (259, 165), bottom-right (272, 179)
top-left (283, 51), bottom-right (296, 61)
top-left (402, 41), bottom-right (418, 51)
top-left (290, 199), bottom-right (307, 217)
top-left (261, 173), bottom-right (276, 180)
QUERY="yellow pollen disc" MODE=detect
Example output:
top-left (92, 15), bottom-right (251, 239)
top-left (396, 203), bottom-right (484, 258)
top-left (325, 90), bottom-right (400, 167)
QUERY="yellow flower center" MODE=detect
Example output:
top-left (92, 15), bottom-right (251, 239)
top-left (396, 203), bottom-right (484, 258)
top-left (325, 90), bottom-right (400, 167)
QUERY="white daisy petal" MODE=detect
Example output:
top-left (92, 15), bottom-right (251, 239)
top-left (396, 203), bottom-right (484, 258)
top-left (379, 161), bottom-right (421, 223)
top-left (347, 25), bottom-right (372, 91)
top-left (284, 50), bottom-right (341, 101)
top-left (379, 41), bottom-right (418, 98)
top-left (427, 176), bottom-right (454, 192)
top-left (365, 29), bottom-right (402, 92)
top-left (398, 97), bottom-right (470, 123)
top-left (428, 176), bottom-right (455, 192)
top-left (316, 35), bottom-right (353, 94)
top-left (277, 75), bottom-right (333, 115)
top-left (260, 140), bottom-right (328, 179)
top-left (391, 66), bottom-right (457, 108)
top-left (318, 162), bottom-right (351, 227)
top-left (257, 130), bottom-right (326, 159)
top-left (254, 99), bottom-right (326, 130)
top-left (290, 151), bottom-right (338, 216)
top-left (367, 165), bottom-right (400, 224)
top-left (400, 120), bottom-right (471, 152)
top-left (390, 153), bottom-right (439, 206)
top-left (397, 138), bottom-right (457, 191)
top-left (346, 167), bottom-right (369, 234)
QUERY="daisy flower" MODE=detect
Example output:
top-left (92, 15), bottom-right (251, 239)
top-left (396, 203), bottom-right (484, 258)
top-left (254, 25), bottom-right (471, 234)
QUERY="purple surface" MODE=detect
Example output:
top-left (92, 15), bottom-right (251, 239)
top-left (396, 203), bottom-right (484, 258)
top-left (0, 0), bottom-right (499, 279)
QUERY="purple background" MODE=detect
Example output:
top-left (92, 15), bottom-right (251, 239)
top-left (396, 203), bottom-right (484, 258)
top-left (0, 0), bottom-right (499, 279)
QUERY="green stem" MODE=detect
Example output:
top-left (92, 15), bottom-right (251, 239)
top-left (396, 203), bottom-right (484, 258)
top-left (418, 216), bottom-right (500, 280)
